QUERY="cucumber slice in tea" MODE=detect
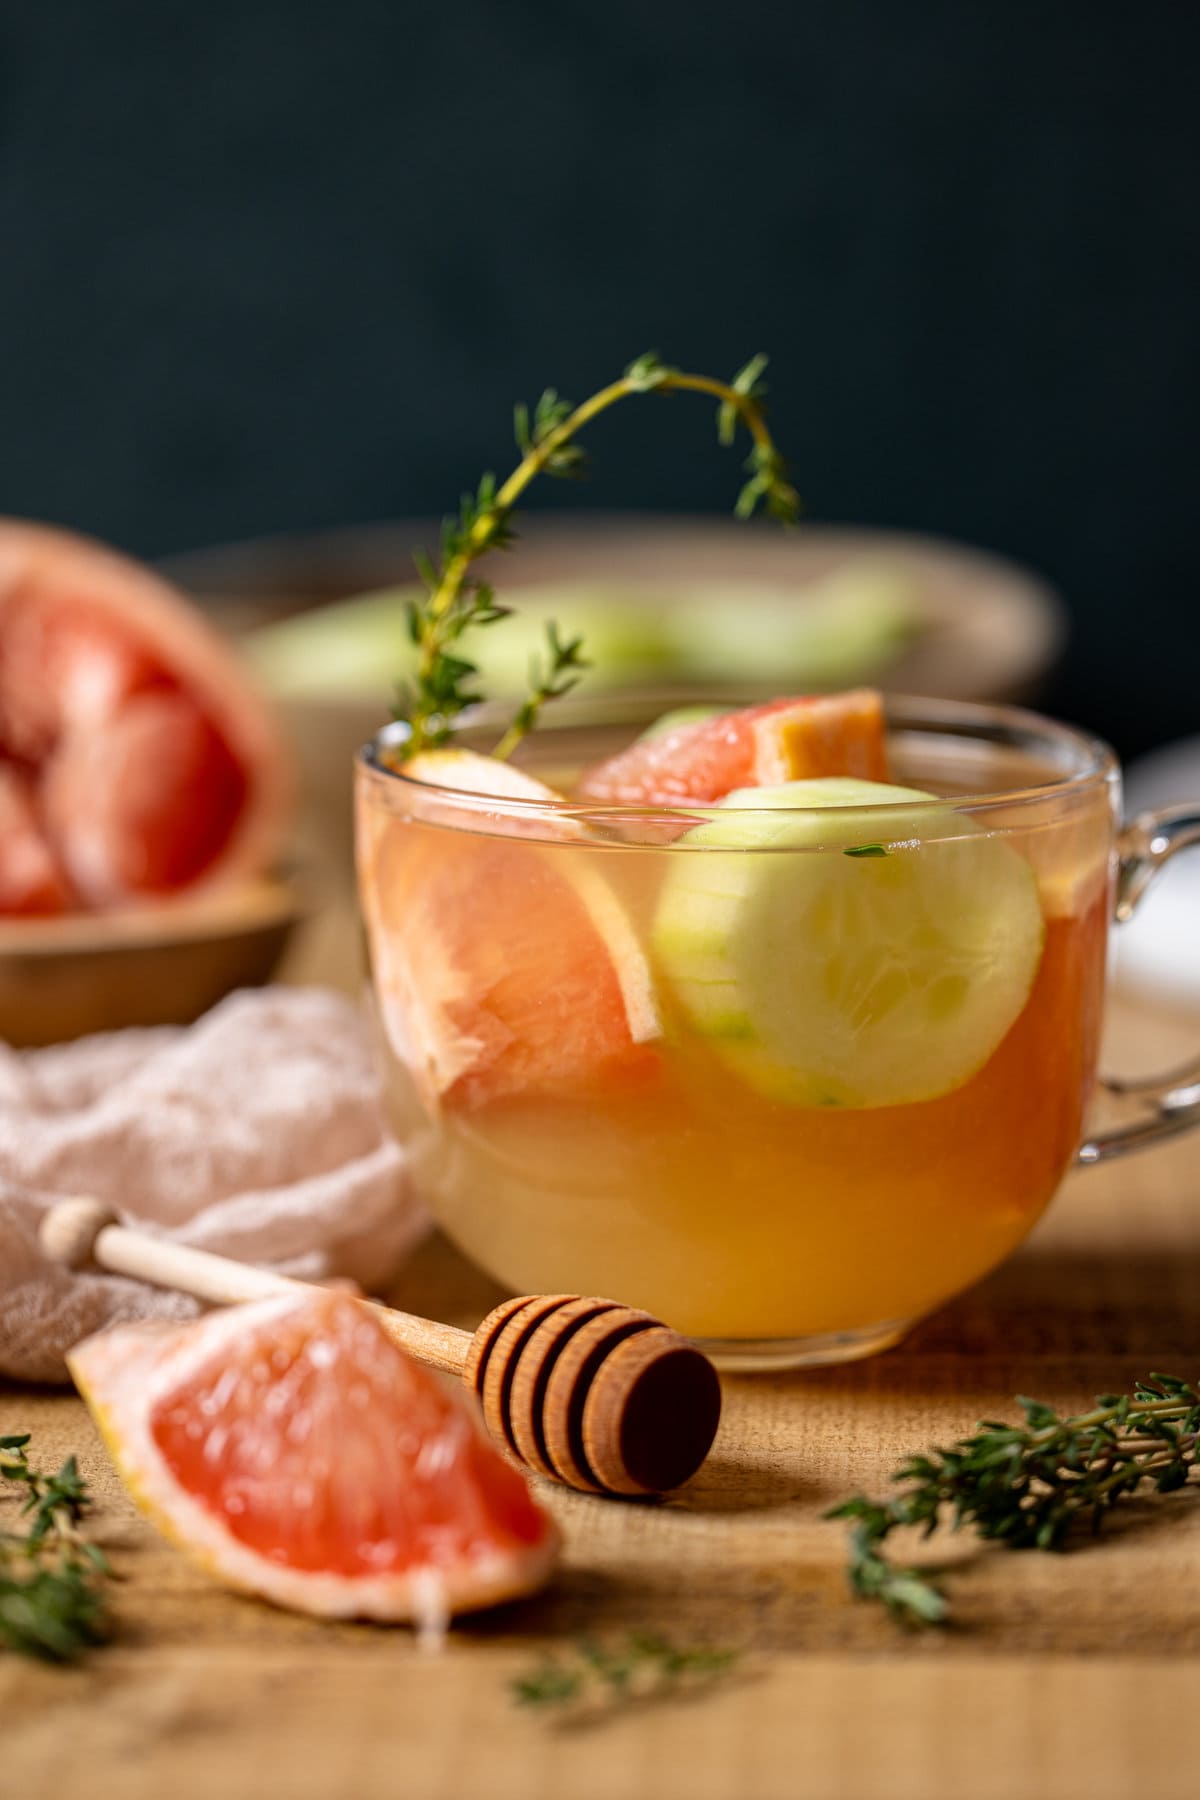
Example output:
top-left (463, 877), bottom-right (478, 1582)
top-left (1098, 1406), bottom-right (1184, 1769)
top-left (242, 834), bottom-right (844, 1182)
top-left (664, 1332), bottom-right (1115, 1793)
top-left (652, 778), bottom-right (1045, 1108)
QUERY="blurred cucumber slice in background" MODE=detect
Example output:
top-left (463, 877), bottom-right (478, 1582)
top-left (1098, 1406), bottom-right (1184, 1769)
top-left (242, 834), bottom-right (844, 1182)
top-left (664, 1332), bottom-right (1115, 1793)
top-left (246, 583), bottom-right (672, 699)
top-left (663, 563), bottom-right (917, 686)
top-left (245, 562), bottom-right (919, 701)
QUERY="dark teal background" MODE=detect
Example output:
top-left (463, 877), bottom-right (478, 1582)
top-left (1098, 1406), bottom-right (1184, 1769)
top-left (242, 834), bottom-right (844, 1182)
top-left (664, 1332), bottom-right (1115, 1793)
top-left (2, 3), bottom-right (1197, 752)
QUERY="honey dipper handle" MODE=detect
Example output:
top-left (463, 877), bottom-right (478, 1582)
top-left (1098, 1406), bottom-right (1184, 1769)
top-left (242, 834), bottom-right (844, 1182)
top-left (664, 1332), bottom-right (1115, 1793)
top-left (39, 1198), bottom-right (472, 1378)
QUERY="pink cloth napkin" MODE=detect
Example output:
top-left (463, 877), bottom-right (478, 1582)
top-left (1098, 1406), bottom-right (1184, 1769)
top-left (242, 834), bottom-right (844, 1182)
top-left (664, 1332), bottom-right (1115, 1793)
top-left (0, 987), bottom-right (427, 1382)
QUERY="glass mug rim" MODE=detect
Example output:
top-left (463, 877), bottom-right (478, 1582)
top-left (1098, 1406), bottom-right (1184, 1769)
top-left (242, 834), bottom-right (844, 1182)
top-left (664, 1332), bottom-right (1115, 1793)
top-left (357, 693), bottom-right (1120, 835)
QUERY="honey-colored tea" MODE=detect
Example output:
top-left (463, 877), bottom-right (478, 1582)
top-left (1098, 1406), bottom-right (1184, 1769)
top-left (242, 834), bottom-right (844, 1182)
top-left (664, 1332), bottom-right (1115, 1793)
top-left (358, 711), bottom-right (1113, 1367)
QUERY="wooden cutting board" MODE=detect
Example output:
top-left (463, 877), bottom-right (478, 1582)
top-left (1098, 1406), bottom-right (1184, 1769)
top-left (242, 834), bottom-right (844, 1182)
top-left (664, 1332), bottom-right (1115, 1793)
top-left (4, 995), bottom-right (1199, 1800)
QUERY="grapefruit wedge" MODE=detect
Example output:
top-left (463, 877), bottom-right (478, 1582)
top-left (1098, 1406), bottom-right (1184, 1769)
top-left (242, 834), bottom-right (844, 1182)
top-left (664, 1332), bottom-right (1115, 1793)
top-left (358, 749), bottom-right (660, 1111)
top-left (69, 1290), bottom-right (560, 1624)
top-left (0, 520), bottom-right (292, 910)
top-left (576, 690), bottom-right (890, 806)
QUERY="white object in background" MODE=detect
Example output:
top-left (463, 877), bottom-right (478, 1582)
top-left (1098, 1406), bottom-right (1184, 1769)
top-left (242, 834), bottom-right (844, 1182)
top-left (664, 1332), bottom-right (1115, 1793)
top-left (1113, 737), bottom-right (1200, 1009)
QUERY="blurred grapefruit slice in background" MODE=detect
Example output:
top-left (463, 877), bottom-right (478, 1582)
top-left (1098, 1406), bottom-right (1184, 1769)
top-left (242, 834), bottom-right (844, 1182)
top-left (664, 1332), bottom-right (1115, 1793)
top-left (69, 1289), bottom-right (560, 1625)
top-left (0, 520), bottom-right (292, 911)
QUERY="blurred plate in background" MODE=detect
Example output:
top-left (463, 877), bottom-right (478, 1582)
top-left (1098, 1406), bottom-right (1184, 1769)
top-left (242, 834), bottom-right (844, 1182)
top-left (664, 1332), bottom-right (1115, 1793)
top-left (163, 515), bottom-right (1067, 870)
top-left (165, 513), bottom-right (1066, 695)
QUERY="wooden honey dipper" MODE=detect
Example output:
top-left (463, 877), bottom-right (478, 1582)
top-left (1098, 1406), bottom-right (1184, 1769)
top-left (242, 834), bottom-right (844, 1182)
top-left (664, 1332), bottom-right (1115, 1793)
top-left (41, 1199), bottom-right (722, 1499)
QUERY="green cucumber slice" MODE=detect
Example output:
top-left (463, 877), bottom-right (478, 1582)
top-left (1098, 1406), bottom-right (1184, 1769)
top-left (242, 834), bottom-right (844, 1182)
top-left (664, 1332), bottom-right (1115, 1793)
top-left (652, 778), bottom-right (1045, 1108)
top-left (637, 705), bottom-right (723, 742)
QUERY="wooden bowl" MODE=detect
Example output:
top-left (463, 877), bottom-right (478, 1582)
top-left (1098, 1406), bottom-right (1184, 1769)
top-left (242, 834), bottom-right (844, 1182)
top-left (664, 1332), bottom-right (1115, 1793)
top-left (0, 875), bottom-right (306, 1047)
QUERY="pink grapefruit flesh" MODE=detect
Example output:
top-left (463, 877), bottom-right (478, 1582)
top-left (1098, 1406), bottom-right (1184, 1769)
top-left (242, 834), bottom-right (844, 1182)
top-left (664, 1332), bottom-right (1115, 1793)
top-left (0, 519), bottom-right (292, 912)
top-left (576, 690), bottom-right (890, 805)
top-left (42, 693), bottom-right (250, 902)
top-left (0, 766), bottom-right (73, 915)
top-left (69, 1290), bottom-right (560, 1623)
top-left (358, 748), bottom-right (660, 1111)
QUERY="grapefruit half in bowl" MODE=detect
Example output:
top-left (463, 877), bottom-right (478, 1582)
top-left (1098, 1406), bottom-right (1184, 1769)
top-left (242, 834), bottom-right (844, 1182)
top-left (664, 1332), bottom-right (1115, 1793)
top-left (0, 519), bottom-right (293, 912)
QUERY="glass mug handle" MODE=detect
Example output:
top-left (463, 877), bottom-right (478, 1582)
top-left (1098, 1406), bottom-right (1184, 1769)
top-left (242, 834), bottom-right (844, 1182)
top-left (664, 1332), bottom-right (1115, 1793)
top-left (1078, 804), bottom-right (1200, 1164)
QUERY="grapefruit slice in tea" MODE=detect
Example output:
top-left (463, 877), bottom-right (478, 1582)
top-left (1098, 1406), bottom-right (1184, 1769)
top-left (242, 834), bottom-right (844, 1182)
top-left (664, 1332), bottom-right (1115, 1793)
top-left (575, 690), bottom-right (889, 805)
top-left (358, 748), bottom-right (660, 1110)
top-left (69, 1290), bottom-right (560, 1623)
top-left (0, 520), bottom-right (292, 908)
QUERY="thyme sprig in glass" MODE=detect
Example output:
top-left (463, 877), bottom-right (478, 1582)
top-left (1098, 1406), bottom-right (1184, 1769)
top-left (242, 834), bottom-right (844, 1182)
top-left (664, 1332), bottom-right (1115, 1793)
top-left (396, 350), bottom-right (799, 760)
top-left (1, 1432), bottom-right (112, 1662)
top-left (829, 1374), bottom-right (1200, 1626)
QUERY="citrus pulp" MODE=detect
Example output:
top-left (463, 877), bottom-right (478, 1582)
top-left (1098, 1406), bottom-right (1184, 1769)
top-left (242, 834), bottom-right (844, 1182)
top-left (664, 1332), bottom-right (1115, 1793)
top-left (69, 1290), bottom-right (560, 1623)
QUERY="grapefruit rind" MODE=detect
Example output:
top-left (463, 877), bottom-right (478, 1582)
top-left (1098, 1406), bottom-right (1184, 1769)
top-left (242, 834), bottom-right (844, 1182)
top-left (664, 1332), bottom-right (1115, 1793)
top-left (68, 1294), bottom-right (560, 1624)
top-left (749, 691), bottom-right (890, 787)
top-left (652, 777), bottom-right (1046, 1109)
top-left (403, 748), bottom-right (564, 814)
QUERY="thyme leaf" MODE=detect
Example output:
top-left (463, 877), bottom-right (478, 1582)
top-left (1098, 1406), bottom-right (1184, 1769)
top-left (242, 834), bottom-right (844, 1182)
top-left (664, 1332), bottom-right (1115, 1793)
top-left (510, 1634), bottom-right (737, 1713)
top-left (0, 1432), bottom-right (112, 1662)
top-left (491, 622), bottom-right (591, 762)
top-left (828, 1374), bottom-right (1200, 1626)
top-left (513, 1632), bottom-right (739, 1717)
top-left (397, 352), bottom-right (799, 759)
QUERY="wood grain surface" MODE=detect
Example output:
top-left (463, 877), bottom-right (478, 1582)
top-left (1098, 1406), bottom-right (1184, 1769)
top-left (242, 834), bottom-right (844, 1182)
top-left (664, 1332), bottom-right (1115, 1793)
top-left (4, 960), bottom-right (1199, 1800)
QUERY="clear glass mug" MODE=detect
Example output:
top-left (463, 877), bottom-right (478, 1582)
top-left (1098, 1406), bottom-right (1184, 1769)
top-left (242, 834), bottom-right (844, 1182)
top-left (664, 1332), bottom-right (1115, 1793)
top-left (356, 696), bottom-right (1200, 1370)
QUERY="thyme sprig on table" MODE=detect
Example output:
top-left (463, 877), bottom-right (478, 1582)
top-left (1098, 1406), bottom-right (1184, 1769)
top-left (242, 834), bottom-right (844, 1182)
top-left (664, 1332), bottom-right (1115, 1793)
top-left (513, 1632), bottom-right (740, 1717)
top-left (0, 1432), bottom-right (112, 1662)
top-left (396, 350), bottom-right (800, 760)
top-left (829, 1374), bottom-right (1200, 1626)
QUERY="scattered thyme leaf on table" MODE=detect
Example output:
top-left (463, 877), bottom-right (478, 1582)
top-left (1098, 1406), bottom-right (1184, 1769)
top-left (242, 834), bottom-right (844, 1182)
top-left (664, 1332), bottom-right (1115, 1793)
top-left (828, 1374), bottom-right (1200, 1626)
top-left (395, 350), bottom-right (800, 761)
top-left (513, 1632), bottom-right (740, 1717)
top-left (0, 1432), bottom-right (113, 1662)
